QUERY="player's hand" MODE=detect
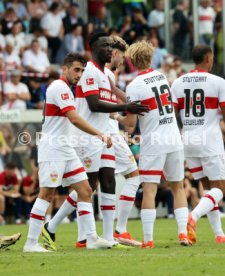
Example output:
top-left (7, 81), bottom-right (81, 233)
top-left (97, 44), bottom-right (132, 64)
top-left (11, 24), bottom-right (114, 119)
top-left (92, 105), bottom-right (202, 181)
top-left (99, 134), bottom-right (112, 148)
top-left (127, 101), bottom-right (149, 115)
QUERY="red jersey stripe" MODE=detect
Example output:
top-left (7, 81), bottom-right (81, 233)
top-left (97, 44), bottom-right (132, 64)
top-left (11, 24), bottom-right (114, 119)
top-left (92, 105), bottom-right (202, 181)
top-left (199, 15), bottom-right (213, 21)
top-left (61, 106), bottom-right (75, 113)
top-left (63, 167), bottom-right (86, 178)
top-left (189, 166), bottom-right (203, 173)
top-left (139, 170), bottom-right (163, 176)
top-left (101, 154), bottom-right (116, 161)
top-left (76, 85), bottom-right (99, 98)
top-left (45, 104), bottom-right (65, 117)
top-left (219, 102), bottom-right (225, 107)
top-left (177, 97), bottom-right (218, 110)
top-left (141, 97), bottom-right (158, 110)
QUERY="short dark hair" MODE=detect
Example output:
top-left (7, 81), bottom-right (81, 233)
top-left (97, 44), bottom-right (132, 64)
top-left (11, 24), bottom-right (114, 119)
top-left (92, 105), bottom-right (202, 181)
top-left (89, 32), bottom-right (108, 49)
top-left (192, 45), bottom-right (212, 64)
top-left (5, 162), bottom-right (16, 170)
top-left (63, 52), bottom-right (86, 67)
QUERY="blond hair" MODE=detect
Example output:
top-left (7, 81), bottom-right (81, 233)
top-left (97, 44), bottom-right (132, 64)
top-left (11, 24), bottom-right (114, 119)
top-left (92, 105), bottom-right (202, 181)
top-left (111, 35), bottom-right (128, 52)
top-left (126, 40), bottom-right (155, 70)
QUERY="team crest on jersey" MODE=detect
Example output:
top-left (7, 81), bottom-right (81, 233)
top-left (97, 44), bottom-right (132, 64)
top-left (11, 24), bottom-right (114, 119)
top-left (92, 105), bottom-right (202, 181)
top-left (86, 78), bottom-right (94, 85)
top-left (83, 157), bottom-right (92, 168)
top-left (61, 93), bottom-right (69, 100)
top-left (50, 172), bottom-right (58, 182)
top-left (129, 155), bottom-right (135, 163)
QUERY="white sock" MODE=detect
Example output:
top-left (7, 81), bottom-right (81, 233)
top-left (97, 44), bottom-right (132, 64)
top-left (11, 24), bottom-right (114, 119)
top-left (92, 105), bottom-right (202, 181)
top-left (192, 188), bottom-right (223, 221)
top-left (100, 192), bottom-right (116, 241)
top-left (47, 191), bottom-right (77, 234)
top-left (77, 210), bottom-right (87, 242)
top-left (207, 205), bottom-right (224, 237)
top-left (25, 198), bottom-right (49, 246)
top-left (174, 207), bottom-right (188, 235)
top-left (141, 209), bottom-right (156, 243)
top-left (116, 176), bottom-right (140, 233)
top-left (77, 202), bottom-right (97, 243)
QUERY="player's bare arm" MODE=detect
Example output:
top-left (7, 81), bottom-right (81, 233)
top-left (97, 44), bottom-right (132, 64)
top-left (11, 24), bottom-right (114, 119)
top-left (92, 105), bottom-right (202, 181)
top-left (65, 109), bottom-right (112, 148)
top-left (108, 76), bottom-right (126, 103)
top-left (86, 94), bottom-right (149, 114)
top-left (110, 113), bottom-right (137, 128)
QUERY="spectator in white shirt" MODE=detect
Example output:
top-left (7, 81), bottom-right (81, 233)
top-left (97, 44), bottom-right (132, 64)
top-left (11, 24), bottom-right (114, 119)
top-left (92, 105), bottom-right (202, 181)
top-left (40, 2), bottom-right (64, 63)
top-left (2, 69), bottom-right (30, 110)
top-left (198, 0), bottom-right (215, 47)
top-left (22, 39), bottom-right (51, 73)
top-left (148, 0), bottom-right (165, 46)
top-left (5, 21), bottom-right (26, 56)
top-left (25, 27), bottom-right (48, 52)
top-left (0, 23), bottom-right (6, 52)
top-left (3, 42), bottom-right (22, 71)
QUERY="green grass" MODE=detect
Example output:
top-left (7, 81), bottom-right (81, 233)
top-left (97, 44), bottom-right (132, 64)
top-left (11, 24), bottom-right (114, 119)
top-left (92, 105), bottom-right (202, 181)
top-left (1, 218), bottom-right (225, 276)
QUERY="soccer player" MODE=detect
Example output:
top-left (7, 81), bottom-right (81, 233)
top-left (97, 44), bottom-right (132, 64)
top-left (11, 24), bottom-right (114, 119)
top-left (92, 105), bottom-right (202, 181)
top-left (42, 33), bottom-right (149, 250)
top-left (171, 44), bottom-right (225, 244)
top-left (23, 53), bottom-right (114, 252)
top-left (122, 40), bottom-right (191, 248)
top-left (0, 233), bottom-right (21, 249)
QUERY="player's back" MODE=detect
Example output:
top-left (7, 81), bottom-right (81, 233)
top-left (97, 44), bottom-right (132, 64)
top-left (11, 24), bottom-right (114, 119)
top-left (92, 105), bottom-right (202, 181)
top-left (171, 70), bottom-right (225, 157)
top-left (126, 69), bottom-right (183, 155)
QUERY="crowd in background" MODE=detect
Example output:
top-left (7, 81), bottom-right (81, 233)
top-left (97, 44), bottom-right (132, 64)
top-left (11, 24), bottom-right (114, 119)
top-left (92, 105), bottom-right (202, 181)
top-left (0, 0), bottom-right (225, 224)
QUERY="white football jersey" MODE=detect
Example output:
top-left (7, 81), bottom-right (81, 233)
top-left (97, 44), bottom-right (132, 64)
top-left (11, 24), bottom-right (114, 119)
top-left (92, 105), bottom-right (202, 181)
top-left (104, 67), bottom-right (120, 134)
top-left (171, 70), bottom-right (225, 157)
top-left (126, 68), bottom-right (183, 155)
top-left (75, 61), bottom-right (116, 143)
top-left (38, 78), bottom-right (76, 162)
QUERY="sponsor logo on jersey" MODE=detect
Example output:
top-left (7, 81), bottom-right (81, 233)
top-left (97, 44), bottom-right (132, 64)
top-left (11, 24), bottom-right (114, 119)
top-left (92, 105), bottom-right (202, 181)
top-left (83, 157), bottom-right (92, 168)
top-left (86, 78), bottom-right (94, 85)
top-left (61, 93), bottom-right (69, 100)
top-left (50, 172), bottom-right (58, 182)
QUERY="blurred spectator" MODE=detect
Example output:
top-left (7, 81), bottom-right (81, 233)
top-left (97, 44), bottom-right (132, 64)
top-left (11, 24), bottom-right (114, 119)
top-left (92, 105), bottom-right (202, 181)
top-left (40, 2), bottom-right (64, 63)
top-left (21, 173), bottom-right (39, 223)
top-left (22, 39), bottom-right (51, 73)
top-left (173, 0), bottom-right (190, 59)
top-left (198, 0), bottom-right (215, 47)
top-left (5, 20), bottom-right (26, 56)
top-left (173, 56), bottom-right (186, 77)
top-left (26, 77), bottom-right (44, 109)
top-left (150, 37), bottom-right (164, 69)
top-left (122, 0), bottom-right (147, 17)
top-left (63, 3), bottom-right (84, 34)
top-left (1, 7), bottom-right (18, 35)
top-left (118, 16), bottom-right (132, 38)
top-left (131, 7), bottom-right (148, 37)
top-left (0, 129), bottom-right (11, 173)
top-left (27, 0), bottom-right (48, 32)
top-left (159, 56), bottom-right (177, 86)
top-left (91, 5), bottom-right (108, 32)
top-left (25, 27), bottom-right (48, 53)
top-left (56, 23), bottom-right (84, 64)
top-left (88, 0), bottom-right (112, 20)
top-left (83, 22), bottom-right (94, 55)
top-left (0, 1), bottom-right (5, 17)
top-left (0, 23), bottom-right (6, 52)
top-left (1, 69), bottom-right (30, 110)
top-left (0, 163), bottom-right (22, 224)
top-left (3, 42), bottom-right (22, 71)
top-left (40, 70), bottom-right (60, 99)
top-left (147, 0), bottom-right (165, 46)
top-left (7, 0), bottom-right (29, 21)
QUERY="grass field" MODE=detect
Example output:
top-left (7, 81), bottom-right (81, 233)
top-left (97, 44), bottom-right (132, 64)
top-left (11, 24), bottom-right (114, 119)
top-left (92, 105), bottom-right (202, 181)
top-left (1, 218), bottom-right (225, 276)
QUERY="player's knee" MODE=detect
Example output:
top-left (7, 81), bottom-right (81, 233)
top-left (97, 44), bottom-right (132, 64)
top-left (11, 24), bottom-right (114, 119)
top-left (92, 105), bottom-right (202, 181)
top-left (38, 188), bottom-right (55, 203)
top-left (170, 181), bottom-right (184, 193)
top-left (78, 185), bottom-right (92, 200)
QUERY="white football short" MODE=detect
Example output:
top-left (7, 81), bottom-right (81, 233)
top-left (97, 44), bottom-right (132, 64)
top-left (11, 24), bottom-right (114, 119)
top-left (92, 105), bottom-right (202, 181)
top-left (139, 150), bottom-right (184, 183)
top-left (75, 144), bottom-right (115, 173)
top-left (39, 158), bottom-right (87, 188)
top-left (186, 154), bottom-right (225, 181)
top-left (107, 134), bottom-right (137, 175)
